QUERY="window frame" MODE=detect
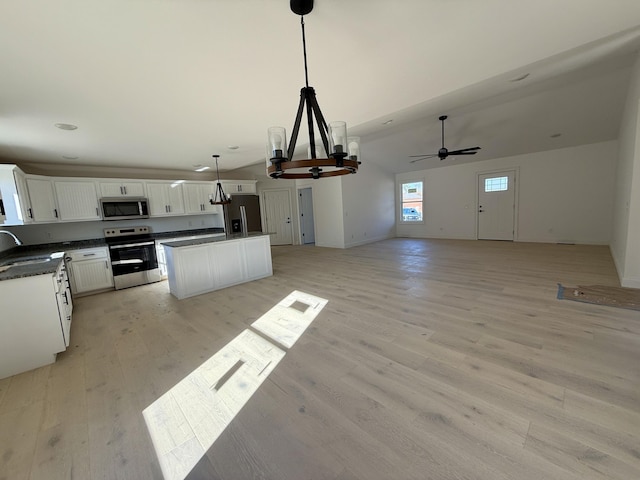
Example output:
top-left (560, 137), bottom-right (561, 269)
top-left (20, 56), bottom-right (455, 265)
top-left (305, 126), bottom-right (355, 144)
top-left (399, 179), bottom-right (424, 224)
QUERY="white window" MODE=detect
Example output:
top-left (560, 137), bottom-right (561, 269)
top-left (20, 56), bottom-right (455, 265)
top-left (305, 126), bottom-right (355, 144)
top-left (400, 181), bottom-right (423, 222)
top-left (484, 176), bottom-right (508, 192)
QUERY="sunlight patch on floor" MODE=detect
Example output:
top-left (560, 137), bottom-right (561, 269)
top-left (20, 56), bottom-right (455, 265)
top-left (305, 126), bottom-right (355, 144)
top-left (143, 290), bottom-right (328, 480)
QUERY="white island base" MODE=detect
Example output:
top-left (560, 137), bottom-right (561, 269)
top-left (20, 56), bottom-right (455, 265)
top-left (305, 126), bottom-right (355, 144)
top-left (163, 234), bottom-right (272, 299)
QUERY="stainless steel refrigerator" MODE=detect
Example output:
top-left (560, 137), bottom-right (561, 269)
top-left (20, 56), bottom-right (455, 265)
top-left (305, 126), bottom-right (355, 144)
top-left (225, 195), bottom-right (262, 233)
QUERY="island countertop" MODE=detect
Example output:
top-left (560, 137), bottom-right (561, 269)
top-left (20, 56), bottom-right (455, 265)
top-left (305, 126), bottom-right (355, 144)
top-left (162, 232), bottom-right (270, 249)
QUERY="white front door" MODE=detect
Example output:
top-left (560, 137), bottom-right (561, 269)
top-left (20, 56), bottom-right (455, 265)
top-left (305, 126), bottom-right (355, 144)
top-left (477, 171), bottom-right (516, 240)
top-left (263, 189), bottom-right (293, 245)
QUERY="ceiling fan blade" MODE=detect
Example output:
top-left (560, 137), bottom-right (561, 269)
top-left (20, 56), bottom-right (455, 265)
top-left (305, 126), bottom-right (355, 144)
top-left (447, 147), bottom-right (481, 156)
top-left (409, 155), bottom-right (438, 163)
top-left (409, 154), bottom-right (437, 158)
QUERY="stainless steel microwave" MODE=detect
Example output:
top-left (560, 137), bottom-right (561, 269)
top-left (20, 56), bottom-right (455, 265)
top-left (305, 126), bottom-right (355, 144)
top-left (100, 197), bottom-right (149, 220)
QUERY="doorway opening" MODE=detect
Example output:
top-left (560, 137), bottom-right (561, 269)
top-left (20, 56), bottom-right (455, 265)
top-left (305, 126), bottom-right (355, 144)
top-left (298, 187), bottom-right (315, 245)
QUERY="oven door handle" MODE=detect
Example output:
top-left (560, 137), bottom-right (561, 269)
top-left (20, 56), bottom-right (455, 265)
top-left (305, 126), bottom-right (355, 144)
top-left (109, 241), bottom-right (155, 249)
top-left (111, 259), bottom-right (145, 265)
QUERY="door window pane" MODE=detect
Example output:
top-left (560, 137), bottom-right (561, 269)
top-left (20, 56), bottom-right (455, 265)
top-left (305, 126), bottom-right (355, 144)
top-left (484, 176), bottom-right (508, 192)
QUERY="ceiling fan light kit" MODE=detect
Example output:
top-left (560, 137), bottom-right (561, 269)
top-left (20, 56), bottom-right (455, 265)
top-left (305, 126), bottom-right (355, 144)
top-left (410, 115), bottom-right (481, 163)
top-left (266, 0), bottom-right (360, 180)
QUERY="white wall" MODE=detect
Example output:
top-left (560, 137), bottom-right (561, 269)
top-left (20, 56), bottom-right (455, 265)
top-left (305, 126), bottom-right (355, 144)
top-left (342, 161), bottom-right (396, 248)
top-left (611, 51), bottom-right (640, 287)
top-left (397, 141), bottom-right (617, 245)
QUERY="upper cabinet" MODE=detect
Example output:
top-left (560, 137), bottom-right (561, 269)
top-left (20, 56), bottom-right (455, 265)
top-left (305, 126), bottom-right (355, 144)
top-left (1, 170), bottom-right (255, 224)
top-left (25, 176), bottom-right (59, 223)
top-left (221, 180), bottom-right (257, 195)
top-left (183, 182), bottom-right (222, 215)
top-left (0, 165), bottom-right (32, 225)
top-left (146, 182), bottom-right (185, 217)
top-left (99, 181), bottom-right (145, 198)
top-left (54, 180), bottom-right (101, 221)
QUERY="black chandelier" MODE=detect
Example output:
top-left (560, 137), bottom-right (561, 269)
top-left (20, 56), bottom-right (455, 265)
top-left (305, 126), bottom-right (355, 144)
top-left (209, 154), bottom-right (231, 205)
top-left (267, 0), bottom-right (361, 180)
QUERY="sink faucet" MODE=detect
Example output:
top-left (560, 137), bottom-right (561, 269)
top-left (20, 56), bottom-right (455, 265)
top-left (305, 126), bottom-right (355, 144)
top-left (0, 230), bottom-right (22, 245)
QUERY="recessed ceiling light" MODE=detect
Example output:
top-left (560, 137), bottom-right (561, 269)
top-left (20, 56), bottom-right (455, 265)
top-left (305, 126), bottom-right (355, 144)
top-left (54, 123), bottom-right (78, 130)
top-left (510, 73), bottom-right (530, 82)
top-left (227, 145), bottom-right (240, 150)
top-left (550, 133), bottom-right (562, 138)
top-left (382, 119), bottom-right (393, 125)
top-left (62, 155), bottom-right (79, 160)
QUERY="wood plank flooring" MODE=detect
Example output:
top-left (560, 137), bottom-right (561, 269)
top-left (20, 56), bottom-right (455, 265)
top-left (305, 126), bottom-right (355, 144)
top-left (1, 238), bottom-right (639, 479)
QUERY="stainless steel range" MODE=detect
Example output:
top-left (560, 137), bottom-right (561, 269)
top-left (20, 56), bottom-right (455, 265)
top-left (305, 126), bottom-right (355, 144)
top-left (104, 226), bottom-right (161, 290)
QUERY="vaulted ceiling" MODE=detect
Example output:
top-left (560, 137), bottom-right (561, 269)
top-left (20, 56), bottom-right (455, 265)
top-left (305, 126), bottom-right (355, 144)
top-left (1, 1), bottom-right (639, 177)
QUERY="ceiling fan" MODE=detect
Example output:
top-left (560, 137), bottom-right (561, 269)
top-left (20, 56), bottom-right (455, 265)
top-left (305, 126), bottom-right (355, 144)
top-left (409, 115), bottom-right (481, 163)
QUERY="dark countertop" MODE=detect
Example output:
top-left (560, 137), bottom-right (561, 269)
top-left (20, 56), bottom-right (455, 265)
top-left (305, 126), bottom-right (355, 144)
top-left (0, 254), bottom-right (64, 282)
top-left (0, 227), bottom-right (226, 282)
top-left (163, 232), bottom-right (269, 249)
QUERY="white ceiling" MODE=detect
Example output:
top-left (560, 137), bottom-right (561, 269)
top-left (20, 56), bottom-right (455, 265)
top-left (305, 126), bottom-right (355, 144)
top-left (1, 1), bottom-right (639, 176)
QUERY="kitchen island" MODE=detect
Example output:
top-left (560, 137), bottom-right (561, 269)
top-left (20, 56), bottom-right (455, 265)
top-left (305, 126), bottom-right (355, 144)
top-left (163, 233), bottom-right (272, 299)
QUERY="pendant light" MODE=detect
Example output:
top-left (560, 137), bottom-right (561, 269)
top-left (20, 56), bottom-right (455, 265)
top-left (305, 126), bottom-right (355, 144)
top-left (266, 0), bottom-right (361, 180)
top-left (209, 154), bottom-right (231, 205)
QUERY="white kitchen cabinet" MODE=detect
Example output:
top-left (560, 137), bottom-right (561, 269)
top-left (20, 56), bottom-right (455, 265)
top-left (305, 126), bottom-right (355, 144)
top-left (0, 260), bottom-right (71, 379)
top-left (13, 168), bottom-right (33, 223)
top-left (210, 240), bottom-right (246, 289)
top-left (243, 236), bottom-right (274, 280)
top-left (99, 181), bottom-right (145, 198)
top-left (183, 182), bottom-right (222, 215)
top-left (221, 180), bottom-right (256, 195)
top-left (147, 182), bottom-right (185, 217)
top-left (164, 235), bottom-right (272, 299)
top-left (166, 244), bottom-right (214, 298)
top-left (156, 233), bottom-right (225, 277)
top-left (26, 176), bottom-right (59, 223)
top-left (54, 180), bottom-right (101, 221)
top-left (65, 246), bottom-right (114, 295)
top-left (0, 165), bottom-right (32, 224)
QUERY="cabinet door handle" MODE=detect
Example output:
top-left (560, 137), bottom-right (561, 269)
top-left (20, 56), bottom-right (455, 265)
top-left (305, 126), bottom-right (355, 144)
top-left (54, 208), bottom-right (58, 218)
top-left (120, 186), bottom-right (124, 195)
top-left (105, 260), bottom-right (109, 269)
top-left (62, 291), bottom-right (69, 304)
top-left (96, 207), bottom-right (99, 216)
top-left (123, 186), bottom-right (127, 195)
top-left (83, 253), bottom-right (96, 257)
top-left (28, 207), bottom-right (33, 218)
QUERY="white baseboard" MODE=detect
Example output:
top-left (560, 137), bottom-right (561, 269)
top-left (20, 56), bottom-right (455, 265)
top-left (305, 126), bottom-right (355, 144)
top-left (344, 233), bottom-right (395, 249)
top-left (621, 276), bottom-right (640, 288)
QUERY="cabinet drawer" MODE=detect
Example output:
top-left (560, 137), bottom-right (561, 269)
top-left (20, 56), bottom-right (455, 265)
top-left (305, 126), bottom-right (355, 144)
top-left (65, 246), bottom-right (109, 261)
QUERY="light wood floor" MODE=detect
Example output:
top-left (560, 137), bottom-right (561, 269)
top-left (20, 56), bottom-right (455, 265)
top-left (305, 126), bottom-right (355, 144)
top-left (1, 238), bottom-right (639, 480)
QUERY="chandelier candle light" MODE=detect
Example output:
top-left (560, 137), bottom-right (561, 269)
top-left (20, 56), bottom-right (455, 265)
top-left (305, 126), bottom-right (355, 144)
top-left (267, 0), bottom-right (361, 179)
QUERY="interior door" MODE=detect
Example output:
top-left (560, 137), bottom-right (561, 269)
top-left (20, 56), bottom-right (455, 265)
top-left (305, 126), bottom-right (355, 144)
top-left (477, 171), bottom-right (516, 240)
top-left (263, 189), bottom-right (293, 245)
top-left (298, 187), bottom-right (315, 244)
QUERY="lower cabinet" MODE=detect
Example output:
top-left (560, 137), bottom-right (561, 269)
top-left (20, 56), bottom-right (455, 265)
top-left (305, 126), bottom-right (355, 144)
top-left (0, 262), bottom-right (70, 379)
top-left (164, 235), bottom-right (272, 299)
top-left (65, 246), bottom-right (114, 296)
